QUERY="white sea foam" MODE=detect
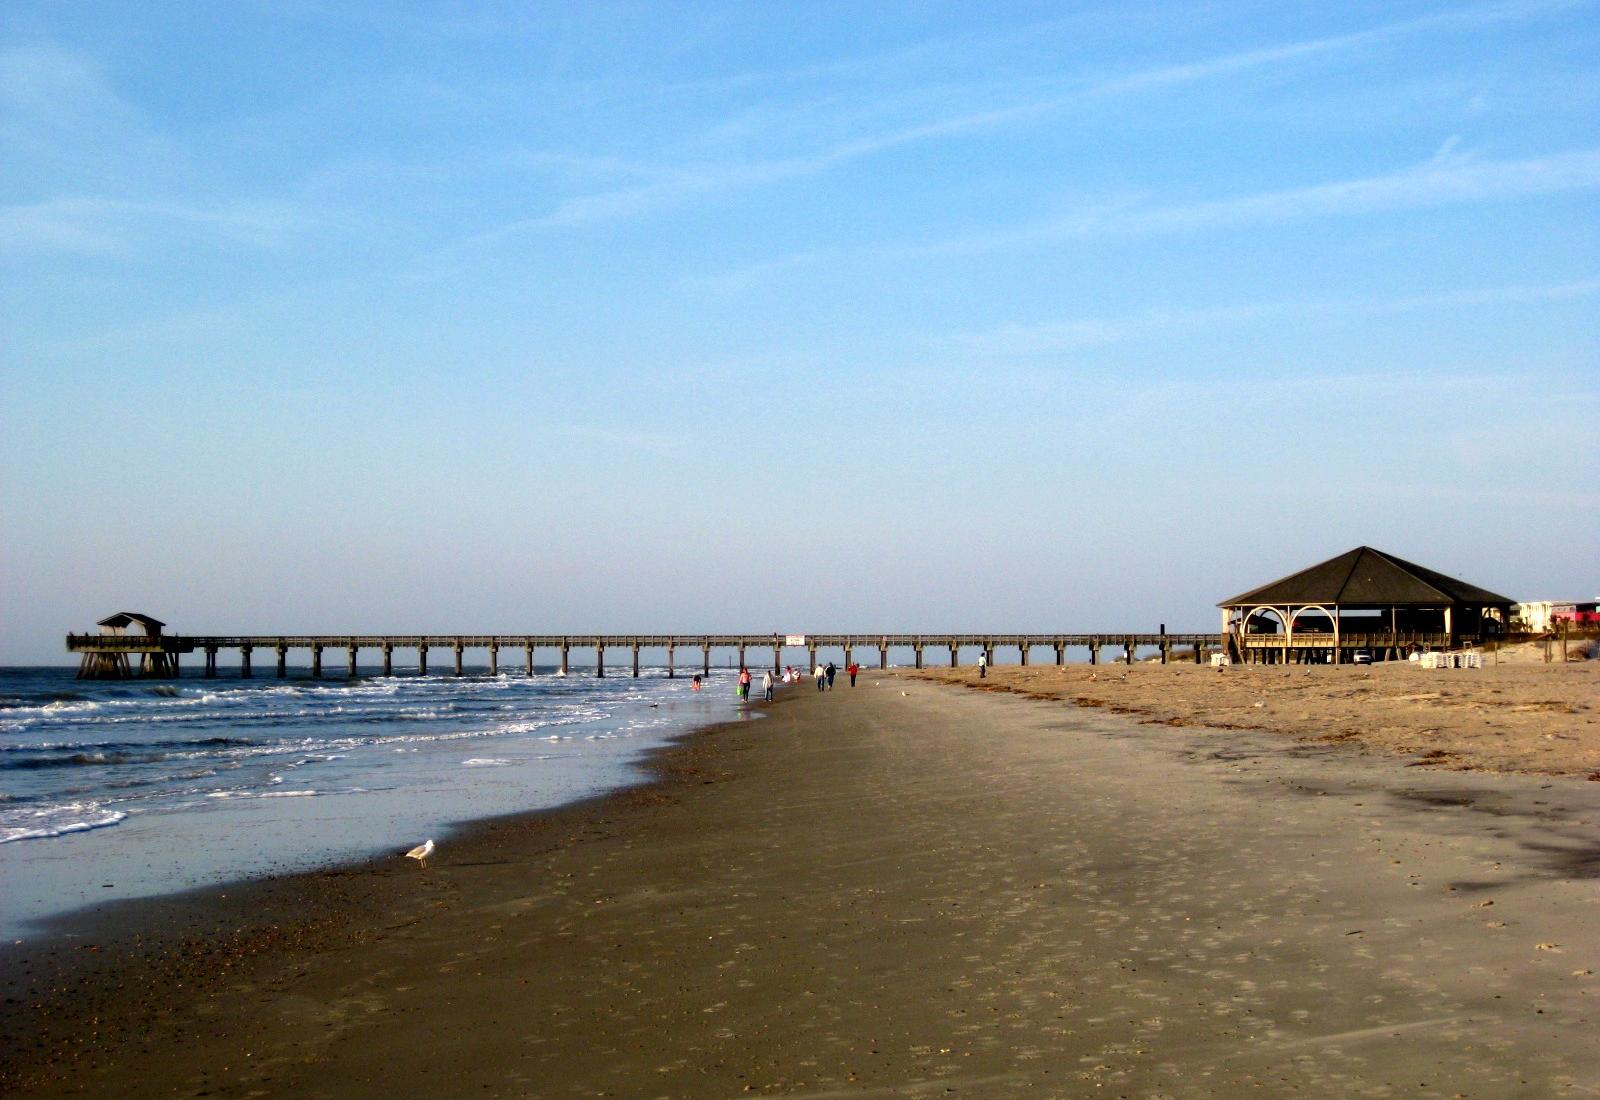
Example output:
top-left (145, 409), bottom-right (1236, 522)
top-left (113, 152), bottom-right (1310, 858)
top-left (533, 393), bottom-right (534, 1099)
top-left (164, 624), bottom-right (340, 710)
top-left (462, 757), bottom-right (512, 767)
top-left (206, 789), bottom-right (316, 799)
top-left (1, 808), bottom-right (129, 844)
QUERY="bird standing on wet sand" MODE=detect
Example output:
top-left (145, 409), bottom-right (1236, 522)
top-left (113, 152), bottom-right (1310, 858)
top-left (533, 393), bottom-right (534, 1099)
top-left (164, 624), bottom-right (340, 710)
top-left (405, 838), bottom-right (434, 868)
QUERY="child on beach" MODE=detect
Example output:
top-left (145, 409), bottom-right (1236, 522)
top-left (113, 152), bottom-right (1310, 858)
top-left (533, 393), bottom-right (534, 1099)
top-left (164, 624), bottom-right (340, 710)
top-left (761, 670), bottom-right (774, 702)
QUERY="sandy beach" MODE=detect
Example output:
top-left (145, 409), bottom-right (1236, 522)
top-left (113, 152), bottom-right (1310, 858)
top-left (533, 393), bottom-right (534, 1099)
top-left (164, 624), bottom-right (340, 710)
top-left (909, 651), bottom-right (1599, 778)
top-left (3, 672), bottom-right (1597, 1097)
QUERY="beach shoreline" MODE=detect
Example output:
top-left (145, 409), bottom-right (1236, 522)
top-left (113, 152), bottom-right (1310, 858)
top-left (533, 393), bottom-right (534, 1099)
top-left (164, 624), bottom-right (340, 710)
top-left (3, 674), bottom-right (1597, 1096)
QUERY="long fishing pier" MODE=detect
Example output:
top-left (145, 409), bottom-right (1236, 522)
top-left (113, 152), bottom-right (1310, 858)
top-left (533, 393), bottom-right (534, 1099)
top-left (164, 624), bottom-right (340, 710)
top-left (68, 629), bottom-right (1219, 680)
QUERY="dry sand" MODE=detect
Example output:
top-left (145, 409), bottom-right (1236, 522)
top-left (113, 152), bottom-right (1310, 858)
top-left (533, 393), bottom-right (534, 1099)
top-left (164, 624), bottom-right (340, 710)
top-left (3, 675), bottom-right (1597, 1097)
top-left (910, 655), bottom-right (1599, 778)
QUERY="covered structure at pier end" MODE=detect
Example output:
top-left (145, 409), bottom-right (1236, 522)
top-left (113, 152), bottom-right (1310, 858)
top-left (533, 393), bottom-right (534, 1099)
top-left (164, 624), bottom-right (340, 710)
top-left (73, 611), bottom-right (184, 679)
top-left (1219, 547), bottom-right (1515, 664)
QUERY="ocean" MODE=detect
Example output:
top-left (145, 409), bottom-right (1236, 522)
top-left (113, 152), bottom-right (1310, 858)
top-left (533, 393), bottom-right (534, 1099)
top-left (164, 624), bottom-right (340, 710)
top-left (0, 665), bottom-right (745, 937)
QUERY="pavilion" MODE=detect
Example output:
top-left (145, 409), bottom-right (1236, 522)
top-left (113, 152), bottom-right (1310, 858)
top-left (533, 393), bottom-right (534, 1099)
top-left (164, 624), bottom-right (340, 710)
top-left (1219, 547), bottom-right (1515, 664)
top-left (74, 611), bottom-right (181, 679)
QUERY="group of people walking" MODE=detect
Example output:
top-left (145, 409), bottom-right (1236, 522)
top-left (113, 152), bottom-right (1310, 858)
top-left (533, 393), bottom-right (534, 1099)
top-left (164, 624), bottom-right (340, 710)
top-left (732, 659), bottom-right (860, 701)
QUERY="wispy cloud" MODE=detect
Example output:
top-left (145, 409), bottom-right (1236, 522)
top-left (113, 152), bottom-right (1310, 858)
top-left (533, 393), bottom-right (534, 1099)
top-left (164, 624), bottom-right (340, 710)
top-left (916, 148), bottom-right (1600, 258)
top-left (0, 196), bottom-right (307, 256)
top-left (947, 278), bottom-right (1600, 356)
top-left (459, 0), bottom-right (1592, 239)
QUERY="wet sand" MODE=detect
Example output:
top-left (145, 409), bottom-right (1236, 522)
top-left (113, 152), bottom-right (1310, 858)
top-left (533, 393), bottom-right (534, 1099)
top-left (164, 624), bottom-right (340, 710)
top-left (3, 676), bottom-right (1597, 1097)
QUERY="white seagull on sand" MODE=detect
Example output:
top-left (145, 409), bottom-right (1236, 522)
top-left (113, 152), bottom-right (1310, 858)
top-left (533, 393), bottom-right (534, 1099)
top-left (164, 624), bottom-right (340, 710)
top-left (405, 838), bottom-right (435, 868)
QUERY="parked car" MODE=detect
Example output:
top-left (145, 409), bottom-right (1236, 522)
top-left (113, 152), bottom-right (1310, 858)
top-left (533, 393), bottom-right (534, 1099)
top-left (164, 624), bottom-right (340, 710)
top-left (1352, 650), bottom-right (1373, 665)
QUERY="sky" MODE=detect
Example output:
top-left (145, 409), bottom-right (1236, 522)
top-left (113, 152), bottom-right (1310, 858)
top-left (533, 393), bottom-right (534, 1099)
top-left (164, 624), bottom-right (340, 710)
top-left (2, 1), bottom-right (1597, 664)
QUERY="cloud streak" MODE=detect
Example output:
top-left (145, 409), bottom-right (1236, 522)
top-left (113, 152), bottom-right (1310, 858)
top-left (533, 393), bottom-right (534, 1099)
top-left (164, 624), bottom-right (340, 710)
top-left (465, 0), bottom-right (1593, 238)
top-left (0, 196), bottom-right (307, 256)
top-left (947, 278), bottom-right (1600, 356)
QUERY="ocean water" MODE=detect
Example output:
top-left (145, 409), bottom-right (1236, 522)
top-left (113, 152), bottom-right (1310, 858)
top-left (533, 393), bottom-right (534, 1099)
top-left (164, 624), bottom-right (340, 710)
top-left (0, 665), bottom-right (745, 937)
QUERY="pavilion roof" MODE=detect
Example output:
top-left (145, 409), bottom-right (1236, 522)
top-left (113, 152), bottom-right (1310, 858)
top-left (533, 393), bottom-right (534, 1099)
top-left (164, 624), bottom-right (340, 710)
top-left (1219, 547), bottom-right (1515, 608)
top-left (97, 612), bottom-right (166, 630)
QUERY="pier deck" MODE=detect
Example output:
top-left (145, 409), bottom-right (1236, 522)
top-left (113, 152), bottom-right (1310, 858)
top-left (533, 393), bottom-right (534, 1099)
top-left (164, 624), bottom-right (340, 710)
top-left (66, 632), bottom-right (1220, 679)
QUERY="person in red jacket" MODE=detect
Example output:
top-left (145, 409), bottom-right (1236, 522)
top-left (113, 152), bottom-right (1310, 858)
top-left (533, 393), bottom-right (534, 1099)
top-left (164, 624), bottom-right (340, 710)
top-left (847, 662), bottom-right (860, 687)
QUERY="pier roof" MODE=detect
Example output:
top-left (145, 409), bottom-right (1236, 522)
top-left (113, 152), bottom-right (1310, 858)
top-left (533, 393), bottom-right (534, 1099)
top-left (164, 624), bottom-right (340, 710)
top-left (97, 612), bottom-right (166, 631)
top-left (1219, 547), bottom-right (1514, 608)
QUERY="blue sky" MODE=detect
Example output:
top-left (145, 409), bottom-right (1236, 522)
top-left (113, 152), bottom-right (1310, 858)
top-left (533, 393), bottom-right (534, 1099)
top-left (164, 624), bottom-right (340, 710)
top-left (3, 1), bottom-right (1597, 662)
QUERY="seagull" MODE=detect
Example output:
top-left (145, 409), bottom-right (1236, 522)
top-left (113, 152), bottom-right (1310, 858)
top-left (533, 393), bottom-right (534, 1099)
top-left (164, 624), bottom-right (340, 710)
top-left (405, 839), bottom-right (435, 868)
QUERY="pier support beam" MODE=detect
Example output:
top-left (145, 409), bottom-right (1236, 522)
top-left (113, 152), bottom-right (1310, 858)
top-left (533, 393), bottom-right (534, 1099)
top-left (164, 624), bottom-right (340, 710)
top-left (559, 643), bottom-right (569, 677)
top-left (632, 644), bottom-right (641, 678)
top-left (737, 643), bottom-right (746, 671)
top-left (347, 645), bottom-right (358, 678)
top-left (204, 646), bottom-right (218, 678)
top-left (489, 644), bottom-right (499, 676)
top-left (239, 645), bottom-right (252, 679)
top-left (949, 643), bottom-right (959, 668)
top-left (1195, 640), bottom-right (1205, 664)
top-left (1019, 643), bottom-right (1029, 667)
top-left (878, 644), bottom-right (888, 669)
top-left (382, 644), bottom-right (393, 677)
top-left (1124, 639), bottom-right (1135, 665)
top-left (914, 644), bottom-right (924, 670)
top-left (1054, 642), bottom-right (1064, 666)
top-left (311, 645), bottom-right (323, 679)
top-left (843, 644), bottom-right (853, 669)
top-left (666, 643), bottom-right (675, 678)
top-left (418, 645), bottom-right (429, 676)
top-left (453, 644), bottom-right (464, 677)
top-left (702, 644), bottom-right (711, 678)
top-left (524, 644), bottom-right (534, 676)
top-left (1088, 641), bottom-right (1099, 665)
top-left (772, 642), bottom-right (782, 675)
top-left (276, 644), bottom-right (288, 678)
top-left (595, 643), bottom-right (604, 678)
top-left (808, 644), bottom-right (818, 673)
top-left (983, 644), bottom-right (994, 669)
